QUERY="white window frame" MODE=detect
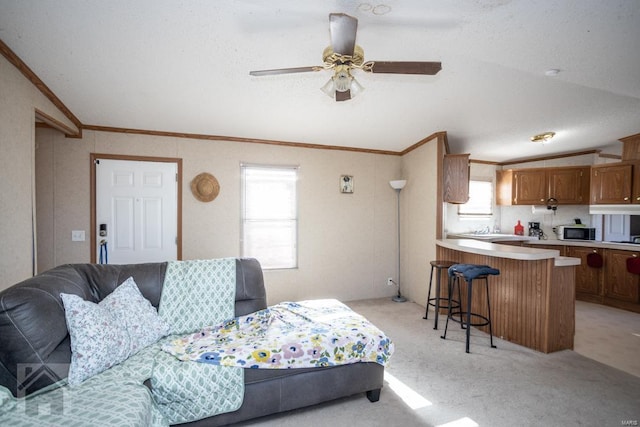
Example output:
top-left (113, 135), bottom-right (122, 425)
top-left (458, 179), bottom-right (494, 217)
top-left (240, 163), bottom-right (298, 269)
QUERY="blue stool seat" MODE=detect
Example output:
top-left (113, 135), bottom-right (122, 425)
top-left (441, 263), bottom-right (500, 353)
top-left (448, 264), bottom-right (500, 281)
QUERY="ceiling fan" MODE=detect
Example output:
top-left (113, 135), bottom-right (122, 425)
top-left (249, 13), bottom-right (442, 102)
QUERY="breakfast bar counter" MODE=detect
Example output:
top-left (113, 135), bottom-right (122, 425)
top-left (436, 239), bottom-right (580, 353)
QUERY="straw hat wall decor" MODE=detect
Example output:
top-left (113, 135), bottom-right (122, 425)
top-left (191, 172), bottom-right (220, 202)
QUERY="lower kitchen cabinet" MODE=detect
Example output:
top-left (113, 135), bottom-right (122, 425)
top-left (566, 246), bottom-right (603, 303)
top-left (604, 249), bottom-right (640, 308)
top-left (500, 241), bottom-right (640, 313)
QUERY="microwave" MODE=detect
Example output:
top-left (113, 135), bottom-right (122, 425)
top-left (557, 226), bottom-right (596, 241)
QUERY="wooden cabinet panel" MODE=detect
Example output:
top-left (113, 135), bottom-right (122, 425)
top-left (566, 246), bottom-right (603, 299)
top-left (604, 249), bottom-right (640, 303)
top-left (443, 154), bottom-right (470, 204)
top-left (496, 170), bottom-right (513, 205)
top-left (620, 132), bottom-right (640, 161)
top-left (631, 162), bottom-right (640, 203)
top-left (548, 167), bottom-right (589, 204)
top-left (590, 163), bottom-right (632, 204)
top-left (513, 169), bottom-right (547, 205)
top-left (498, 166), bottom-right (590, 206)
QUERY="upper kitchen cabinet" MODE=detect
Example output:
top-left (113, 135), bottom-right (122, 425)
top-left (620, 132), bottom-right (640, 161)
top-left (590, 163), bottom-right (633, 204)
top-left (589, 133), bottom-right (640, 204)
top-left (548, 168), bottom-right (591, 204)
top-left (443, 154), bottom-right (470, 204)
top-left (497, 166), bottom-right (590, 206)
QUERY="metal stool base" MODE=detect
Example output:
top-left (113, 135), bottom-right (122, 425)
top-left (441, 272), bottom-right (496, 353)
top-left (424, 261), bottom-right (460, 329)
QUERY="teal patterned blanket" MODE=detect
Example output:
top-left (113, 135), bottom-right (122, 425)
top-left (155, 259), bottom-right (243, 424)
top-left (162, 299), bottom-right (394, 369)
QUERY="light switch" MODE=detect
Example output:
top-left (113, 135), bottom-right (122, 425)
top-left (71, 230), bottom-right (85, 241)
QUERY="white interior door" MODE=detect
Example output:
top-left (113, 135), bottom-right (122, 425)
top-left (96, 159), bottom-right (177, 264)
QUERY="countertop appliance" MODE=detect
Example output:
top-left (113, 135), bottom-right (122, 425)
top-left (528, 222), bottom-right (543, 239)
top-left (556, 226), bottom-right (596, 241)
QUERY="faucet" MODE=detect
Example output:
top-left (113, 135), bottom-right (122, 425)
top-left (475, 226), bottom-right (491, 234)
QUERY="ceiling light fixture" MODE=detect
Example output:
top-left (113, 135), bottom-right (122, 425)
top-left (320, 65), bottom-right (364, 99)
top-left (530, 132), bottom-right (556, 144)
top-left (545, 68), bottom-right (561, 77)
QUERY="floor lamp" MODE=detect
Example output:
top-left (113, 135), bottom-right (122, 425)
top-left (389, 179), bottom-right (407, 302)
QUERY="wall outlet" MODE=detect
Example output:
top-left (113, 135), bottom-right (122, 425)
top-left (71, 230), bottom-right (85, 242)
top-left (387, 277), bottom-right (394, 286)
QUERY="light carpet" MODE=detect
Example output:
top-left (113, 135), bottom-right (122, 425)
top-left (243, 298), bottom-right (640, 427)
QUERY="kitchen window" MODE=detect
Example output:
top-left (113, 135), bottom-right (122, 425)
top-left (241, 164), bottom-right (298, 269)
top-left (458, 180), bottom-right (493, 217)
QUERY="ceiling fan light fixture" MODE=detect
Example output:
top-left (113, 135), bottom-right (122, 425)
top-left (320, 78), bottom-right (335, 97)
top-left (320, 67), bottom-right (364, 99)
top-left (350, 76), bottom-right (364, 97)
top-left (531, 131), bottom-right (556, 144)
top-left (334, 69), bottom-right (352, 92)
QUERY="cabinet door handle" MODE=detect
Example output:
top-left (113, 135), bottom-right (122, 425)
top-left (540, 198), bottom-right (545, 202)
top-left (624, 197), bottom-right (630, 201)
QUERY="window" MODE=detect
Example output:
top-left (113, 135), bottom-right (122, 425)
top-left (241, 164), bottom-right (298, 269)
top-left (458, 180), bottom-right (493, 216)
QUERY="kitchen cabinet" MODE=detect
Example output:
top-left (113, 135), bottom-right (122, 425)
top-left (524, 242), bottom-right (640, 313)
top-left (590, 163), bottom-right (633, 204)
top-left (631, 162), bottom-right (640, 203)
top-left (513, 168), bottom-right (547, 205)
top-left (566, 246), bottom-right (603, 302)
top-left (443, 154), bottom-right (469, 204)
top-left (548, 168), bottom-right (590, 204)
top-left (604, 249), bottom-right (640, 304)
top-left (497, 166), bottom-right (589, 206)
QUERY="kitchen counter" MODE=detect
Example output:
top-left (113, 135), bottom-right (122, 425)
top-left (438, 238), bottom-right (579, 266)
top-left (527, 239), bottom-right (640, 250)
top-left (436, 239), bottom-right (577, 353)
top-left (447, 232), bottom-right (640, 251)
top-left (446, 233), bottom-right (537, 242)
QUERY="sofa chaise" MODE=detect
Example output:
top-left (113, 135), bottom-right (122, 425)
top-left (0, 259), bottom-right (386, 425)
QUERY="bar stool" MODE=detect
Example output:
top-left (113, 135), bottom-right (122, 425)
top-left (423, 260), bottom-right (460, 329)
top-left (441, 263), bottom-right (500, 353)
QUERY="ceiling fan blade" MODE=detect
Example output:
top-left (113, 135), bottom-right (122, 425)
top-left (367, 61), bottom-right (442, 75)
top-left (335, 90), bottom-right (351, 102)
top-left (329, 13), bottom-right (357, 56)
top-left (250, 66), bottom-right (321, 76)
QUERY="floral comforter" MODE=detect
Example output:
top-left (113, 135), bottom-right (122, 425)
top-left (162, 299), bottom-right (394, 369)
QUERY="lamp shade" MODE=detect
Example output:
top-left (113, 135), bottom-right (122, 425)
top-left (389, 180), bottom-right (407, 190)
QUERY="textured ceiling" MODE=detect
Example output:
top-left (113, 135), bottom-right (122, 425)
top-left (1, 0), bottom-right (639, 162)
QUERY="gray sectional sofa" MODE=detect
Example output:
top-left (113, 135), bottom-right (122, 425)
top-left (0, 259), bottom-right (384, 425)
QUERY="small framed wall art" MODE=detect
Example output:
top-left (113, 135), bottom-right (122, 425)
top-left (340, 175), bottom-right (354, 193)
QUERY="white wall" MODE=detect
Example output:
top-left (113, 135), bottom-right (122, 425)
top-left (0, 54), bottom-right (78, 290)
top-left (35, 128), bottom-right (406, 304)
top-left (400, 136), bottom-right (442, 305)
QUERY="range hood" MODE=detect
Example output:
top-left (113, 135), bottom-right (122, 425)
top-left (589, 205), bottom-right (640, 215)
